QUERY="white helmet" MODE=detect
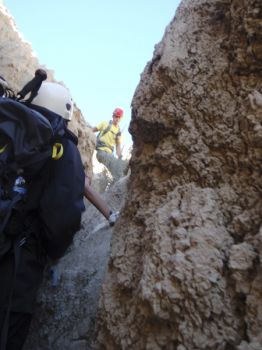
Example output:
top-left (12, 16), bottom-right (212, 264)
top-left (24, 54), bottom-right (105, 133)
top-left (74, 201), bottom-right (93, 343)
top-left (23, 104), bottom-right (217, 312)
top-left (32, 82), bottom-right (73, 121)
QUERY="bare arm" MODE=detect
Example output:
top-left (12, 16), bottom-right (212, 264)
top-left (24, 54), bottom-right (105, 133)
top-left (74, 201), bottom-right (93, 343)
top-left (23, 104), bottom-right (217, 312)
top-left (116, 143), bottom-right (122, 158)
top-left (84, 176), bottom-right (111, 219)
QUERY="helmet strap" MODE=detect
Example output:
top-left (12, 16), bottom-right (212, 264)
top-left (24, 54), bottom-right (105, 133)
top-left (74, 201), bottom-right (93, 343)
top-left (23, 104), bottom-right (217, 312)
top-left (17, 69), bottom-right (47, 103)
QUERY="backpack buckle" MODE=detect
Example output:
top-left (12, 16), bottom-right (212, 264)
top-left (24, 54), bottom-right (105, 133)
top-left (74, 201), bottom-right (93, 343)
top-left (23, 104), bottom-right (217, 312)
top-left (52, 143), bottom-right (64, 160)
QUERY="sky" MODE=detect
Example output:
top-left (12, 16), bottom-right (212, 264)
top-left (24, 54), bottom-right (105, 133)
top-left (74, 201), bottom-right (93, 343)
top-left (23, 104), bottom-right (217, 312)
top-left (4, 0), bottom-right (180, 153)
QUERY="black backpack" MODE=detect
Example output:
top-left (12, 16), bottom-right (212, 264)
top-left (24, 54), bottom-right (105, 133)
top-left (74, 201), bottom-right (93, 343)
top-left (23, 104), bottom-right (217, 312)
top-left (0, 96), bottom-right (85, 259)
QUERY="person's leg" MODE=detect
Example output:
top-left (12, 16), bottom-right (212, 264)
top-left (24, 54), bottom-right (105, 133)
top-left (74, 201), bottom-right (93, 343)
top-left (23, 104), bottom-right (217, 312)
top-left (113, 158), bottom-right (129, 180)
top-left (96, 151), bottom-right (123, 181)
top-left (84, 176), bottom-right (111, 219)
top-left (96, 150), bottom-right (112, 173)
top-left (6, 312), bottom-right (32, 350)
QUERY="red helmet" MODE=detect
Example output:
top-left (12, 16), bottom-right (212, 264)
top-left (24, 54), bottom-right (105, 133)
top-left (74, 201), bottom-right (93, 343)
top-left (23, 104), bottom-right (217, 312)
top-left (113, 107), bottom-right (124, 118)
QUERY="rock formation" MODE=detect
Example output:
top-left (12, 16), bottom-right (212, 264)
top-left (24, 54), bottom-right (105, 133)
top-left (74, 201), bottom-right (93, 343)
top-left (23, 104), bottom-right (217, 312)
top-left (1, 0), bottom-right (262, 349)
top-left (97, 0), bottom-right (262, 349)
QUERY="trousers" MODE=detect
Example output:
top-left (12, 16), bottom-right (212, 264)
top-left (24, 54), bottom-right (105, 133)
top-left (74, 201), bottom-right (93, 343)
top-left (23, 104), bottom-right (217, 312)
top-left (0, 311), bottom-right (32, 350)
top-left (96, 150), bottom-right (128, 181)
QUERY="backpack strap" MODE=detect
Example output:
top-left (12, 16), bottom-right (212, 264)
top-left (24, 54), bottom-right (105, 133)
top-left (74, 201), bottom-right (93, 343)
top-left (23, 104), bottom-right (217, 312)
top-left (96, 121), bottom-right (121, 151)
top-left (98, 120), bottom-right (113, 138)
top-left (0, 192), bottom-right (24, 235)
top-left (0, 76), bottom-right (15, 99)
top-left (16, 69), bottom-right (47, 103)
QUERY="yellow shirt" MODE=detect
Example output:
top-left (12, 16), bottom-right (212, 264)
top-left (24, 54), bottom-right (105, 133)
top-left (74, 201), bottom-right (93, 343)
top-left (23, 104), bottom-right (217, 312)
top-left (96, 121), bottom-right (122, 154)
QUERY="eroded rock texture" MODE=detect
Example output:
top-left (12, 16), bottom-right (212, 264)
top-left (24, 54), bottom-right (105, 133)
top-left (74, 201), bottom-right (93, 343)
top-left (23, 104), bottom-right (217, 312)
top-left (97, 0), bottom-right (262, 349)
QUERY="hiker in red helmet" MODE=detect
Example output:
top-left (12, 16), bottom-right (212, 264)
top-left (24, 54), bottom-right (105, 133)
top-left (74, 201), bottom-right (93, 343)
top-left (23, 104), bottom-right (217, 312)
top-left (92, 107), bottom-right (128, 182)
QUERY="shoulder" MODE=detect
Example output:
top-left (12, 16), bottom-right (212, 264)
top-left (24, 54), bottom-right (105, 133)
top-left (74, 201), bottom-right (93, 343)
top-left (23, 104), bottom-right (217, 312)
top-left (65, 128), bottom-right (78, 145)
top-left (97, 121), bottom-right (108, 130)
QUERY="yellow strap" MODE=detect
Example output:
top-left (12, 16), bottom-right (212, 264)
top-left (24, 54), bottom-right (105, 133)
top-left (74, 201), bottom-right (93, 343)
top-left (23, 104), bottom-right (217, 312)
top-left (0, 144), bottom-right (7, 154)
top-left (52, 143), bottom-right (63, 160)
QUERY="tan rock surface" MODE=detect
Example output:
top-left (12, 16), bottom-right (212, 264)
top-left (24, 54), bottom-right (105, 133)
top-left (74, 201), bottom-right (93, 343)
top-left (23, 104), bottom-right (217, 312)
top-left (1, 0), bottom-right (262, 348)
top-left (97, 0), bottom-right (262, 349)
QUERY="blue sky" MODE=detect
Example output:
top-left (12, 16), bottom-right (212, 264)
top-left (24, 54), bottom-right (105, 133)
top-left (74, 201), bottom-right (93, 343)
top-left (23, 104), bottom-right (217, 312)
top-left (4, 0), bottom-right (180, 152)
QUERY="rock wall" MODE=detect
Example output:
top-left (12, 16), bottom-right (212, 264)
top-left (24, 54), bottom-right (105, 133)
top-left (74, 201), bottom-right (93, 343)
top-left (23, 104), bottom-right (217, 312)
top-left (0, 4), bottom-right (95, 177)
top-left (97, 0), bottom-right (262, 349)
top-left (2, 0), bottom-right (262, 349)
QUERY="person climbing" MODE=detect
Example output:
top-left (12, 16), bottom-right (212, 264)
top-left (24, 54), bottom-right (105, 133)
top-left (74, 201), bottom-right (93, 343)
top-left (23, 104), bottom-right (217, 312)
top-left (93, 107), bottom-right (128, 182)
top-left (84, 176), bottom-right (119, 225)
top-left (0, 74), bottom-right (117, 350)
top-left (31, 79), bottom-right (119, 226)
top-left (0, 76), bottom-right (85, 349)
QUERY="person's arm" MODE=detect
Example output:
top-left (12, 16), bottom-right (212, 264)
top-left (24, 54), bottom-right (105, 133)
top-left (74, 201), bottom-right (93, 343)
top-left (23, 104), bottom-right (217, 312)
top-left (116, 143), bottom-right (122, 159)
top-left (84, 176), bottom-right (111, 219)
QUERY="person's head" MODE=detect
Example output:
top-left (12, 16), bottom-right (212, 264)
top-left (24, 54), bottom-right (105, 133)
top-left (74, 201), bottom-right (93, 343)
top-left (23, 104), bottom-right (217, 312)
top-left (32, 82), bottom-right (74, 121)
top-left (112, 107), bottom-right (124, 125)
